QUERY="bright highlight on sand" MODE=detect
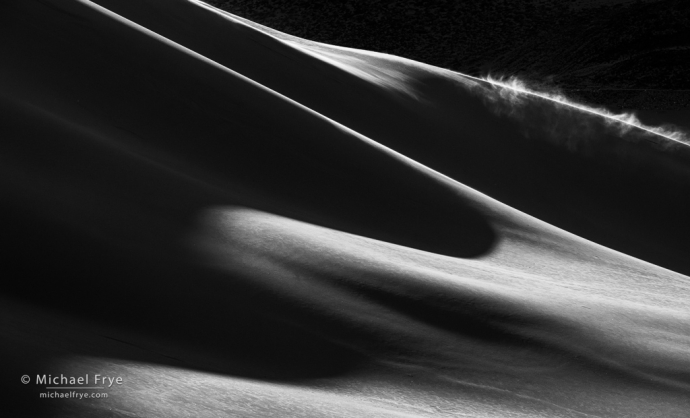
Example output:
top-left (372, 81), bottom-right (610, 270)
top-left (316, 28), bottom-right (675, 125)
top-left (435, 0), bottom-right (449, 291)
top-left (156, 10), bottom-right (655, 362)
top-left (460, 73), bottom-right (689, 146)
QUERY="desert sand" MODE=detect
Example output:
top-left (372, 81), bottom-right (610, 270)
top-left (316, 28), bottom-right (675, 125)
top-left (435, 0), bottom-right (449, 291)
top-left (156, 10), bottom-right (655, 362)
top-left (2, 1), bottom-right (690, 416)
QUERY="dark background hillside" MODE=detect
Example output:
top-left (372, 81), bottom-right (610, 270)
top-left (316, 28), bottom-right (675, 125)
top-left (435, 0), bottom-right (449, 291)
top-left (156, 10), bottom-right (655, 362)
top-left (202, 0), bottom-right (690, 111)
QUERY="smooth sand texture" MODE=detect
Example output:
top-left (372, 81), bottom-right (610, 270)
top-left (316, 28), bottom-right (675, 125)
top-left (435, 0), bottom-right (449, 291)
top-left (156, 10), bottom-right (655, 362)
top-left (2, 1), bottom-right (689, 416)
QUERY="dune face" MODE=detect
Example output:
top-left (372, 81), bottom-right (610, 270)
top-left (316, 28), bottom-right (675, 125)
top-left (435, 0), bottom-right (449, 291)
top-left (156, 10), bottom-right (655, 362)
top-left (2, 1), bottom-right (690, 417)
top-left (38, 0), bottom-right (690, 278)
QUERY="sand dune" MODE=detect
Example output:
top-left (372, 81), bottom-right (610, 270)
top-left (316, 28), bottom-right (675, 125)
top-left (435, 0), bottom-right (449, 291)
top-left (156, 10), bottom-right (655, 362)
top-left (2, 0), bottom-right (690, 416)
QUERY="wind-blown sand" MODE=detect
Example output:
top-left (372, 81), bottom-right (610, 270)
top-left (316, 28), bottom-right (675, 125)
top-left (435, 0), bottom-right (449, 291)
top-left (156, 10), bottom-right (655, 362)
top-left (2, 1), bottom-right (689, 416)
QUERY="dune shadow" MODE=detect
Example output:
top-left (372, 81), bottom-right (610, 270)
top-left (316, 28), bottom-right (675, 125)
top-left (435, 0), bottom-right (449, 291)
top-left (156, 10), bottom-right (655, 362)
top-left (0, 0), bottom-right (497, 260)
top-left (0, 200), bottom-right (365, 382)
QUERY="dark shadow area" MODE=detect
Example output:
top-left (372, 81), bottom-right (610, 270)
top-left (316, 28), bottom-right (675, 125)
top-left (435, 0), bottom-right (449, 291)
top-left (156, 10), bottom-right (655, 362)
top-left (437, 82), bottom-right (690, 276)
top-left (0, 0), bottom-right (497, 260)
top-left (0, 198), bottom-right (365, 380)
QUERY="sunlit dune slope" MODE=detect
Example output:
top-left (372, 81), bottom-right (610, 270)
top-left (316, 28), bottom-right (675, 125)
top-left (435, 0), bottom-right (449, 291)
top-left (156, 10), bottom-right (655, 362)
top-left (1, 1), bottom-right (690, 417)
top-left (63, 0), bottom-right (690, 276)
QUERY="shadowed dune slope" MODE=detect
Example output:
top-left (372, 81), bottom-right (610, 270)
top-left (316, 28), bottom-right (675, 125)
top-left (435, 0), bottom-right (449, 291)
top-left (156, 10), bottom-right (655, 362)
top-left (86, 0), bottom-right (690, 276)
top-left (1, 1), bottom-right (690, 417)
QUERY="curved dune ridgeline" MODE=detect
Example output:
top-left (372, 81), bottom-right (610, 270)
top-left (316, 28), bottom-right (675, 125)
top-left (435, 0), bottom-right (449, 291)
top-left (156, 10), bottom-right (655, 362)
top-left (2, 1), bottom-right (690, 417)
